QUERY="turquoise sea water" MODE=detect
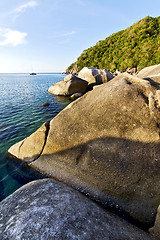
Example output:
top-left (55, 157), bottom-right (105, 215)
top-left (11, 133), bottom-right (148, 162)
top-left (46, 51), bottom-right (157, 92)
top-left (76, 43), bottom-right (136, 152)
top-left (0, 73), bottom-right (71, 201)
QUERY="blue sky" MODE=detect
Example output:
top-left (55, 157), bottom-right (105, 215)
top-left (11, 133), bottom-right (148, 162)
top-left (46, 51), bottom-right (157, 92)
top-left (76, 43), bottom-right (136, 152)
top-left (0, 0), bottom-right (159, 73)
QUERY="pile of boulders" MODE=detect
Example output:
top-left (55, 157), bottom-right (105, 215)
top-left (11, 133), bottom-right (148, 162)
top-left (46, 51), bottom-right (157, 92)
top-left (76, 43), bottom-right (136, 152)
top-left (4, 63), bottom-right (160, 239)
top-left (48, 67), bottom-right (114, 100)
top-left (48, 66), bottom-right (149, 101)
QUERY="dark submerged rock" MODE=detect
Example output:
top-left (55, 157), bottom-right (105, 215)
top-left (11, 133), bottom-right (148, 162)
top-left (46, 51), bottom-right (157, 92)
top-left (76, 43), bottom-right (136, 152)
top-left (41, 102), bottom-right (50, 107)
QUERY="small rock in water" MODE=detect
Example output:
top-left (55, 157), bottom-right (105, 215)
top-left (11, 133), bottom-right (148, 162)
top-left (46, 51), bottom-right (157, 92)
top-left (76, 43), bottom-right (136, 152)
top-left (41, 102), bottom-right (50, 107)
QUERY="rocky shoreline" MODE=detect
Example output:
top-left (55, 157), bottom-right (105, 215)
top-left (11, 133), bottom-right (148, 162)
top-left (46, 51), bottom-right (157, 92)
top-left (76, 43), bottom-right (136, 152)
top-left (1, 64), bottom-right (160, 239)
top-left (63, 65), bottom-right (142, 76)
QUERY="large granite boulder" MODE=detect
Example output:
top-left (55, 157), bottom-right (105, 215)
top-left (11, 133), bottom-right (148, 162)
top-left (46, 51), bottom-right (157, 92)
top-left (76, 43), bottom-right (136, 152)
top-left (0, 178), bottom-right (157, 240)
top-left (137, 64), bottom-right (160, 79)
top-left (137, 64), bottom-right (160, 86)
top-left (8, 73), bottom-right (160, 227)
top-left (48, 74), bottom-right (88, 96)
top-left (78, 67), bottom-right (114, 85)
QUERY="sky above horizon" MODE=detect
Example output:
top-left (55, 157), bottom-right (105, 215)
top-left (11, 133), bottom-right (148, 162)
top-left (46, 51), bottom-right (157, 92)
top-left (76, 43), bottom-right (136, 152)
top-left (0, 0), bottom-right (159, 73)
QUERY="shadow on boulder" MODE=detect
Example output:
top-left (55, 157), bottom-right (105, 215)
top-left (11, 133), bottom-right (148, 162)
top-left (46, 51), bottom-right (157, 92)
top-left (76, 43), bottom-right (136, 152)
top-left (25, 136), bottom-right (160, 230)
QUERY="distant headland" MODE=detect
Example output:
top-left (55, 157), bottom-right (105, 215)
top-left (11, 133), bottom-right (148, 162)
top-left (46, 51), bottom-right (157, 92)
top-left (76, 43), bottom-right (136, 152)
top-left (65, 16), bottom-right (160, 75)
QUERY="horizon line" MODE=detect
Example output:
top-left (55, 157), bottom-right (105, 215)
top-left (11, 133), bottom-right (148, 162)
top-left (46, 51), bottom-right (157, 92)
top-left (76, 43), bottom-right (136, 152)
top-left (0, 72), bottom-right (67, 74)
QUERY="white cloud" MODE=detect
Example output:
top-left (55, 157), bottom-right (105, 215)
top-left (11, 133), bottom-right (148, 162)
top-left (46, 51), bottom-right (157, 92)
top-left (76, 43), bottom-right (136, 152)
top-left (0, 2), bottom-right (38, 46)
top-left (0, 28), bottom-right (27, 46)
top-left (12, 1), bottom-right (38, 21)
top-left (50, 31), bottom-right (77, 39)
top-left (15, 1), bottom-right (38, 12)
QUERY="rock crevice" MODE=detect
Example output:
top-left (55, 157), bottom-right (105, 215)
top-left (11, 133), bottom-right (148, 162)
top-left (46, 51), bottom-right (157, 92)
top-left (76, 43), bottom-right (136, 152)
top-left (33, 121), bottom-right (50, 162)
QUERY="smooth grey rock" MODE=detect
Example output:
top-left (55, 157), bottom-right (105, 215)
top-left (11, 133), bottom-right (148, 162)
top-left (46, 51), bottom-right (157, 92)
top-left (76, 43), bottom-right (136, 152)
top-left (137, 64), bottom-right (160, 86)
top-left (137, 64), bottom-right (160, 78)
top-left (48, 74), bottom-right (88, 96)
top-left (0, 179), bottom-right (157, 240)
top-left (78, 67), bottom-right (114, 85)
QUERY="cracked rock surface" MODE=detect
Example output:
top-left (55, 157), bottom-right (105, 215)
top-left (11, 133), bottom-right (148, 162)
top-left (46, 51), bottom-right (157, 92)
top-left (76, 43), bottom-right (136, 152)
top-left (8, 72), bottom-right (160, 227)
top-left (0, 179), bottom-right (158, 240)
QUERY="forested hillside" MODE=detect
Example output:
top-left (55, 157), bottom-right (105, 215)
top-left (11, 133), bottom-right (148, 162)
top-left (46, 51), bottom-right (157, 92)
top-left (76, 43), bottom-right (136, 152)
top-left (66, 16), bottom-right (160, 73)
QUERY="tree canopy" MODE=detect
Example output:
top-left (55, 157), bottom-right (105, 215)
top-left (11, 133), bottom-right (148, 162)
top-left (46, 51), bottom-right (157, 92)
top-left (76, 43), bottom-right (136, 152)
top-left (66, 16), bottom-right (160, 73)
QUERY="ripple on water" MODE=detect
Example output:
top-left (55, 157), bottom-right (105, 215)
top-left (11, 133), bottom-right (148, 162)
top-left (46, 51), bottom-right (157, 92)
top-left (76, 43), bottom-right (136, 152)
top-left (0, 73), bottom-right (69, 201)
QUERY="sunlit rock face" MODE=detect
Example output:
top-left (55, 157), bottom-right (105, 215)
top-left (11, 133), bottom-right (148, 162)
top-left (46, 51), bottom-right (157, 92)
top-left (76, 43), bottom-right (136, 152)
top-left (137, 64), bottom-right (160, 87)
top-left (0, 179), bottom-right (157, 240)
top-left (78, 67), bottom-right (114, 85)
top-left (137, 64), bottom-right (160, 79)
top-left (48, 74), bottom-right (88, 96)
top-left (8, 72), bottom-right (160, 226)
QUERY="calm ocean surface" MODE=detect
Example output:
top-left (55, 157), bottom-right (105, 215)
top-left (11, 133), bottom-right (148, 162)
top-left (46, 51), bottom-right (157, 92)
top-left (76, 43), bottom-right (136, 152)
top-left (0, 73), bottom-right (71, 201)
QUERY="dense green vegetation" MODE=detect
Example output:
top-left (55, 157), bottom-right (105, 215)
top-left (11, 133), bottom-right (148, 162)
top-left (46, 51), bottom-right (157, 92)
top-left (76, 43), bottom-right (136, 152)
top-left (66, 16), bottom-right (160, 73)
